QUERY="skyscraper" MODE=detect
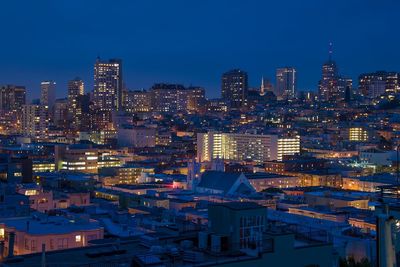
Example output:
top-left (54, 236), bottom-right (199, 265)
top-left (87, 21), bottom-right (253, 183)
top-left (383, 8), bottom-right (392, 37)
top-left (275, 67), bottom-right (297, 100)
top-left (317, 44), bottom-right (351, 102)
top-left (0, 85), bottom-right (26, 113)
top-left (40, 81), bottom-right (56, 110)
top-left (221, 69), bottom-right (248, 109)
top-left (93, 58), bottom-right (123, 111)
top-left (318, 59), bottom-right (339, 102)
top-left (68, 78), bottom-right (84, 125)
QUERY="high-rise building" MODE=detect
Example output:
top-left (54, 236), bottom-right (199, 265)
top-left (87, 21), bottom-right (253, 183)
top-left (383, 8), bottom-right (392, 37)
top-left (21, 104), bottom-right (49, 140)
top-left (318, 43), bottom-right (347, 102)
top-left (53, 99), bottom-right (69, 128)
top-left (68, 78), bottom-right (84, 124)
top-left (0, 85), bottom-right (26, 113)
top-left (358, 71), bottom-right (400, 98)
top-left (124, 90), bottom-right (151, 113)
top-left (93, 58), bottom-right (123, 111)
top-left (40, 81), bottom-right (56, 110)
top-left (197, 132), bottom-right (300, 163)
top-left (221, 69), bottom-right (248, 109)
top-left (318, 58), bottom-right (339, 102)
top-left (275, 67), bottom-right (296, 100)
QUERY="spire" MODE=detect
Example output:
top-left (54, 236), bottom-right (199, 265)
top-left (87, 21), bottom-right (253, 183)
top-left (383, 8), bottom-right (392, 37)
top-left (328, 42), bottom-right (333, 61)
top-left (260, 76), bottom-right (265, 96)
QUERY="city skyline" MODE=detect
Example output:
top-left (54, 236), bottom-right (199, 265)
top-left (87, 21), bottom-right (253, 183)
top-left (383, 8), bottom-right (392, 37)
top-left (1, 0), bottom-right (399, 99)
top-left (1, 2), bottom-right (400, 266)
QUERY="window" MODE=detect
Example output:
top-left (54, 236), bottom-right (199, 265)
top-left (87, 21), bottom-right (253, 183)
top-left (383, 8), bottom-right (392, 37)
top-left (75, 235), bottom-right (81, 242)
top-left (31, 240), bottom-right (37, 252)
top-left (58, 238), bottom-right (68, 249)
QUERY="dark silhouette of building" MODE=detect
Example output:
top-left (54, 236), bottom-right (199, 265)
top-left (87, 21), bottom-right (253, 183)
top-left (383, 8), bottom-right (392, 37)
top-left (221, 69), bottom-right (248, 109)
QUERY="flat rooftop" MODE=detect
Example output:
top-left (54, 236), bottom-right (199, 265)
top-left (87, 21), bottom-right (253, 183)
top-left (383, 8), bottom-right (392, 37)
top-left (0, 214), bottom-right (102, 235)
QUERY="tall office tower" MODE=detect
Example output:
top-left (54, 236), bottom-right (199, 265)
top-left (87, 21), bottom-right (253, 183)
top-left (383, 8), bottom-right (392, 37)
top-left (22, 104), bottom-right (49, 140)
top-left (359, 71), bottom-right (400, 98)
top-left (124, 90), bottom-right (152, 113)
top-left (67, 78), bottom-right (85, 126)
top-left (93, 58), bottom-right (123, 111)
top-left (275, 67), bottom-right (297, 100)
top-left (197, 132), bottom-right (300, 163)
top-left (221, 69), bottom-right (248, 109)
top-left (318, 43), bottom-right (345, 102)
top-left (260, 77), bottom-right (273, 96)
top-left (0, 85), bottom-right (26, 113)
top-left (318, 58), bottom-right (340, 102)
top-left (40, 81), bottom-right (56, 110)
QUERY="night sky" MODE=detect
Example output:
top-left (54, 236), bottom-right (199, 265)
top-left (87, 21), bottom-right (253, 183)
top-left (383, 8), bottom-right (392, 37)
top-left (1, 0), bottom-right (399, 99)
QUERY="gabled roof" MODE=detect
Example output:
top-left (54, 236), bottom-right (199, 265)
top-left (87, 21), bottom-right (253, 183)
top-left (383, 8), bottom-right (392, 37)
top-left (197, 171), bottom-right (242, 194)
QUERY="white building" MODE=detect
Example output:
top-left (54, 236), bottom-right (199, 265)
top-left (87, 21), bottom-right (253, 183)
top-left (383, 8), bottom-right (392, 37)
top-left (197, 132), bottom-right (300, 163)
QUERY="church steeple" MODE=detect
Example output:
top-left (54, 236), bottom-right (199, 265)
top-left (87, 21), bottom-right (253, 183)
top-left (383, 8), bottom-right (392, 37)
top-left (260, 76), bottom-right (265, 96)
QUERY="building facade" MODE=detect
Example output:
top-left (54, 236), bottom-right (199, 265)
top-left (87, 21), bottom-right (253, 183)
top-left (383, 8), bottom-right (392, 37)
top-left (197, 132), bottom-right (300, 163)
top-left (40, 81), bottom-right (56, 110)
top-left (21, 104), bottom-right (49, 140)
top-left (93, 58), bottom-right (123, 111)
top-left (221, 69), bottom-right (248, 109)
top-left (275, 67), bottom-right (296, 100)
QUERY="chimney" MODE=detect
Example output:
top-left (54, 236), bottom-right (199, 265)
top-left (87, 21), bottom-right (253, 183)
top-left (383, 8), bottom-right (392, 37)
top-left (7, 232), bottom-right (15, 258)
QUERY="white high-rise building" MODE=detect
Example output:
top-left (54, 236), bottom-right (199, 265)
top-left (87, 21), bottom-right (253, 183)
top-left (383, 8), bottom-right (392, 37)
top-left (197, 132), bottom-right (300, 163)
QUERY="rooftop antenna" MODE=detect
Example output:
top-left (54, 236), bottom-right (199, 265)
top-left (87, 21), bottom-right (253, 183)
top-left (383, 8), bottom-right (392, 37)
top-left (328, 42), bottom-right (333, 61)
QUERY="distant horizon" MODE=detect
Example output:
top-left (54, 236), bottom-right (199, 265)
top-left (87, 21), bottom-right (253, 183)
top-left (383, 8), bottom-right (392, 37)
top-left (1, 0), bottom-right (399, 100)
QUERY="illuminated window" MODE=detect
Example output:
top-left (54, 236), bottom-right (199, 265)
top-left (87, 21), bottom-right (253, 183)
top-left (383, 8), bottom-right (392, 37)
top-left (75, 235), bottom-right (81, 242)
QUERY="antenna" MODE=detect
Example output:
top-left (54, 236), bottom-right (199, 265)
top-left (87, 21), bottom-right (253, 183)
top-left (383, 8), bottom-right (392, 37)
top-left (328, 42), bottom-right (333, 61)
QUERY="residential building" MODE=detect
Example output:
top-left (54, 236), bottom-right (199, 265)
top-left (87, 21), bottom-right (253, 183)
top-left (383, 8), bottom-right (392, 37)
top-left (93, 58), bottom-right (123, 111)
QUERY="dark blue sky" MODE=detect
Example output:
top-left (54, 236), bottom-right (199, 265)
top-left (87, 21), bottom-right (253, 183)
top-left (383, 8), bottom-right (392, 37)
top-left (1, 0), bottom-right (399, 99)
